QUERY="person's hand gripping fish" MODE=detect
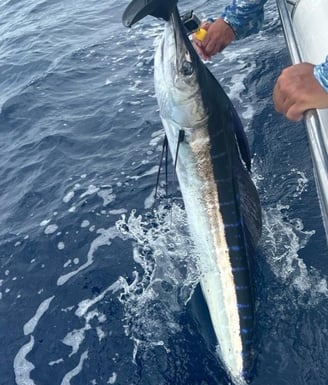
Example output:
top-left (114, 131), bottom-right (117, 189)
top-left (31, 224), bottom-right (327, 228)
top-left (192, 18), bottom-right (236, 61)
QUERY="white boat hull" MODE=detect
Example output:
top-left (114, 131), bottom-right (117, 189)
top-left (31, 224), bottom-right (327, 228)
top-left (277, 0), bottom-right (328, 241)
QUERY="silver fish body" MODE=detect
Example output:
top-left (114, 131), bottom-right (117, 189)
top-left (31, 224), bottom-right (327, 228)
top-left (153, 8), bottom-right (261, 385)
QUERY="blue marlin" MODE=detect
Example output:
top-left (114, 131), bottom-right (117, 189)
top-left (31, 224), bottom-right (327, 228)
top-left (123, 1), bottom-right (262, 384)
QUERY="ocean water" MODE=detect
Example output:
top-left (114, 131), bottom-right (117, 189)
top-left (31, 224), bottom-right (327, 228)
top-left (1, 0), bottom-right (328, 384)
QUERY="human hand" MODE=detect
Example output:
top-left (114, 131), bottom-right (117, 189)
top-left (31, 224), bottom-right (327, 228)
top-left (193, 18), bottom-right (236, 60)
top-left (273, 63), bottom-right (328, 121)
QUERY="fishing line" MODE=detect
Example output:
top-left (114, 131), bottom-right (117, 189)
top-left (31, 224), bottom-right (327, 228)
top-left (154, 129), bottom-right (185, 210)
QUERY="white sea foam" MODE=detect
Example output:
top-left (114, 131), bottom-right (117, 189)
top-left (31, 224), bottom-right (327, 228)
top-left (81, 220), bottom-right (90, 228)
top-left (60, 350), bottom-right (88, 385)
top-left (62, 328), bottom-right (89, 357)
top-left (108, 208), bottom-right (127, 215)
top-left (63, 304), bottom-right (109, 357)
top-left (290, 168), bottom-right (309, 198)
top-left (63, 259), bottom-right (71, 268)
top-left (75, 279), bottom-right (124, 318)
top-left (96, 326), bottom-right (106, 341)
top-left (57, 227), bottom-right (120, 286)
top-left (63, 191), bottom-right (75, 203)
top-left (80, 185), bottom-right (100, 198)
top-left (262, 204), bottom-right (328, 305)
top-left (49, 358), bottom-right (64, 366)
top-left (44, 224), bottom-right (58, 235)
top-left (23, 296), bottom-right (55, 336)
top-left (40, 219), bottom-right (51, 227)
top-left (97, 188), bottom-right (116, 207)
top-left (107, 372), bottom-right (117, 384)
top-left (14, 336), bottom-right (36, 385)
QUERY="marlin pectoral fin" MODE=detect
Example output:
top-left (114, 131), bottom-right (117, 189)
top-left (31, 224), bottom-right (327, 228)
top-left (122, 0), bottom-right (178, 27)
top-left (155, 134), bottom-right (169, 199)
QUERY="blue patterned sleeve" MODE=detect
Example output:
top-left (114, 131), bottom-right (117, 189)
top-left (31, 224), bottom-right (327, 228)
top-left (221, 0), bottom-right (268, 39)
top-left (314, 56), bottom-right (328, 93)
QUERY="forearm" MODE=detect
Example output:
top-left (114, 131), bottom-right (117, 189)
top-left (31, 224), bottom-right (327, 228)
top-left (314, 56), bottom-right (328, 93)
top-left (221, 0), bottom-right (268, 39)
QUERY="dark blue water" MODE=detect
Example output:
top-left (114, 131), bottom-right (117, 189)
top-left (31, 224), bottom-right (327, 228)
top-left (1, 1), bottom-right (328, 384)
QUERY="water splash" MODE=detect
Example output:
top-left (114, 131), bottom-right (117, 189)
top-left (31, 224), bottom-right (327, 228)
top-left (115, 203), bottom-right (200, 354)
top-left (261, 203), bottom-right (328, 305)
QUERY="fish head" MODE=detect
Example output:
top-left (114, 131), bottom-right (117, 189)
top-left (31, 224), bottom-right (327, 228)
top-left (122, 1), bottom-right (208, 130)
top-left (154, 9), bottom-right (208, 129)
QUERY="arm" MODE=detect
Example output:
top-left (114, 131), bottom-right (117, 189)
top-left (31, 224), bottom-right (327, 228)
top-left (194, 0), bottom-right (268, 59)
top-left (222, 0), bottom-right (268, 39)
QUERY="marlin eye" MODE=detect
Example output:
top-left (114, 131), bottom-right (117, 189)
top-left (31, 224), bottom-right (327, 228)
top-left (181, 60), bottom-right (194, 76)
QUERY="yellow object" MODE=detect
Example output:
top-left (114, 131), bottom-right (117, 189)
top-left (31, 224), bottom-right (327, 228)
top-left (194, 28), bottom-right (207, 41)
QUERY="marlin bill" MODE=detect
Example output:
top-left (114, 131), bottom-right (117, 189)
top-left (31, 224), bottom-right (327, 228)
top-left (122, 1), bottom-right (262, 384)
